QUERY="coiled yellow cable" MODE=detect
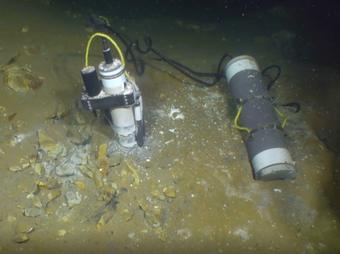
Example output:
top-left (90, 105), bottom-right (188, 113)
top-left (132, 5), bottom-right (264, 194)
top-left (84, 32), bottom-right (126, 68)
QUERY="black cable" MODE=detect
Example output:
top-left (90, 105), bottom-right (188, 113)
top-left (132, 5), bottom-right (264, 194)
top-left (132, 37), bottom-right (232, 86)
top-left (147, 44), bottom-right (232, 86)
top-left (261, 64), bottom-right (301, 113)
top-left (133, 36), bottom-right (233, 85)
top-left (88, 15), bottom-right (232, 86)
top-left (261, 64), bottom-right (281, 91)
top-left (126, 35), bottom-right (232, 86)
top-left (134, 36), bottom-right (231, 78)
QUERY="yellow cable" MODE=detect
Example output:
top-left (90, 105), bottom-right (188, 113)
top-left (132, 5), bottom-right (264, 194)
top-left (233, 105), bottom-right (252, 133)
top-left (85, 32), bottom-right (126, 68)
top-left (275, 107), bottom-right (288, 128)
top-left (233, 105), bottom-right (288, 133)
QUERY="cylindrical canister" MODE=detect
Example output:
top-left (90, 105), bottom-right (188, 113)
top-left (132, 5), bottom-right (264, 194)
top-left (225, 55), bottom-right (296, 180)
top-left (110, 107), bottom-right (136, 148)
top-left (81, 66), bottom-right (102, 97)
top-left (106, 83), bottom-right (137, 148)
top-left (98, 58), bottom-right (126, 95)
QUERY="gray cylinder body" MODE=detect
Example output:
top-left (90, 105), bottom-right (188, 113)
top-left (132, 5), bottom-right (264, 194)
top-left (225, 55), bottom-right (296, 180)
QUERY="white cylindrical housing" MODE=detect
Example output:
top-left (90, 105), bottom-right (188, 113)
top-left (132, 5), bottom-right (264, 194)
top-left (99, 59), bottom-right (126, 95)
top-left (111, 107), bottom-right (136, 148)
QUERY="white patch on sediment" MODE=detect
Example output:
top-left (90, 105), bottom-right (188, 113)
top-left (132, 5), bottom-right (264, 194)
top-left (233, 228), bottom-right (250, 241)
top-left (168, 106), bottom-right (184, 120)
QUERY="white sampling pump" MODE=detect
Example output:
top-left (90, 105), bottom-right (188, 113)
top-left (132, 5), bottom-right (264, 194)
top-left (80, 33), bottom-right (145, 148)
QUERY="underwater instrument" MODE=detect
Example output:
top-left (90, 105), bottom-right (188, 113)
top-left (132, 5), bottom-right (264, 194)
top-left (80, 32), bottom-right (145, 148)
top-left (87, 16), bottom-right (299, 180)
top-left (224, 55), bottom-right (296, 180)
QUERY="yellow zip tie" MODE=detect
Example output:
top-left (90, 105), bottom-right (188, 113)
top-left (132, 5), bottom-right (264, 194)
top-left (233, 105), bottom-right (252, 133)
top-left (233, 105), bottom-right (288, 133)
top-left (85, 32), bottom-right (126, 68)
top-left (275, 107), bottom-right (288, 128)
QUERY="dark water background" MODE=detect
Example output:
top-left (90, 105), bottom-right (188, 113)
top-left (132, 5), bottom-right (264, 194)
top-left (53, 0), bottom-right (340, 65)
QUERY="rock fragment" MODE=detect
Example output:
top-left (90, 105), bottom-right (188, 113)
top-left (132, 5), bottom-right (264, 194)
top-left (56, 162), bottom-right (75, 177)
top-left (177, 228), bottom-right (192, 240)
top-left (13, 233), bottom-right (29, 244)
top-left (38, 131), bottom-right (65, 158)
top-left (15, 221), bottom-right (34, 234)
top-left (57, 229), bottom-right (67, 237)
top-left (163, 186), bottom-right (177, 198)
top-left (23, 207), bottom-right (43, 217)
top-left (65, 191), bottom-right (82, 208)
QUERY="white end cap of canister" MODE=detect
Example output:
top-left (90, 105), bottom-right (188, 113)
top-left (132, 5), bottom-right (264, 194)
top-left (225, 55), bottom-right (260, 83)
top-left (251, 147), bottom-right (296, 180)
